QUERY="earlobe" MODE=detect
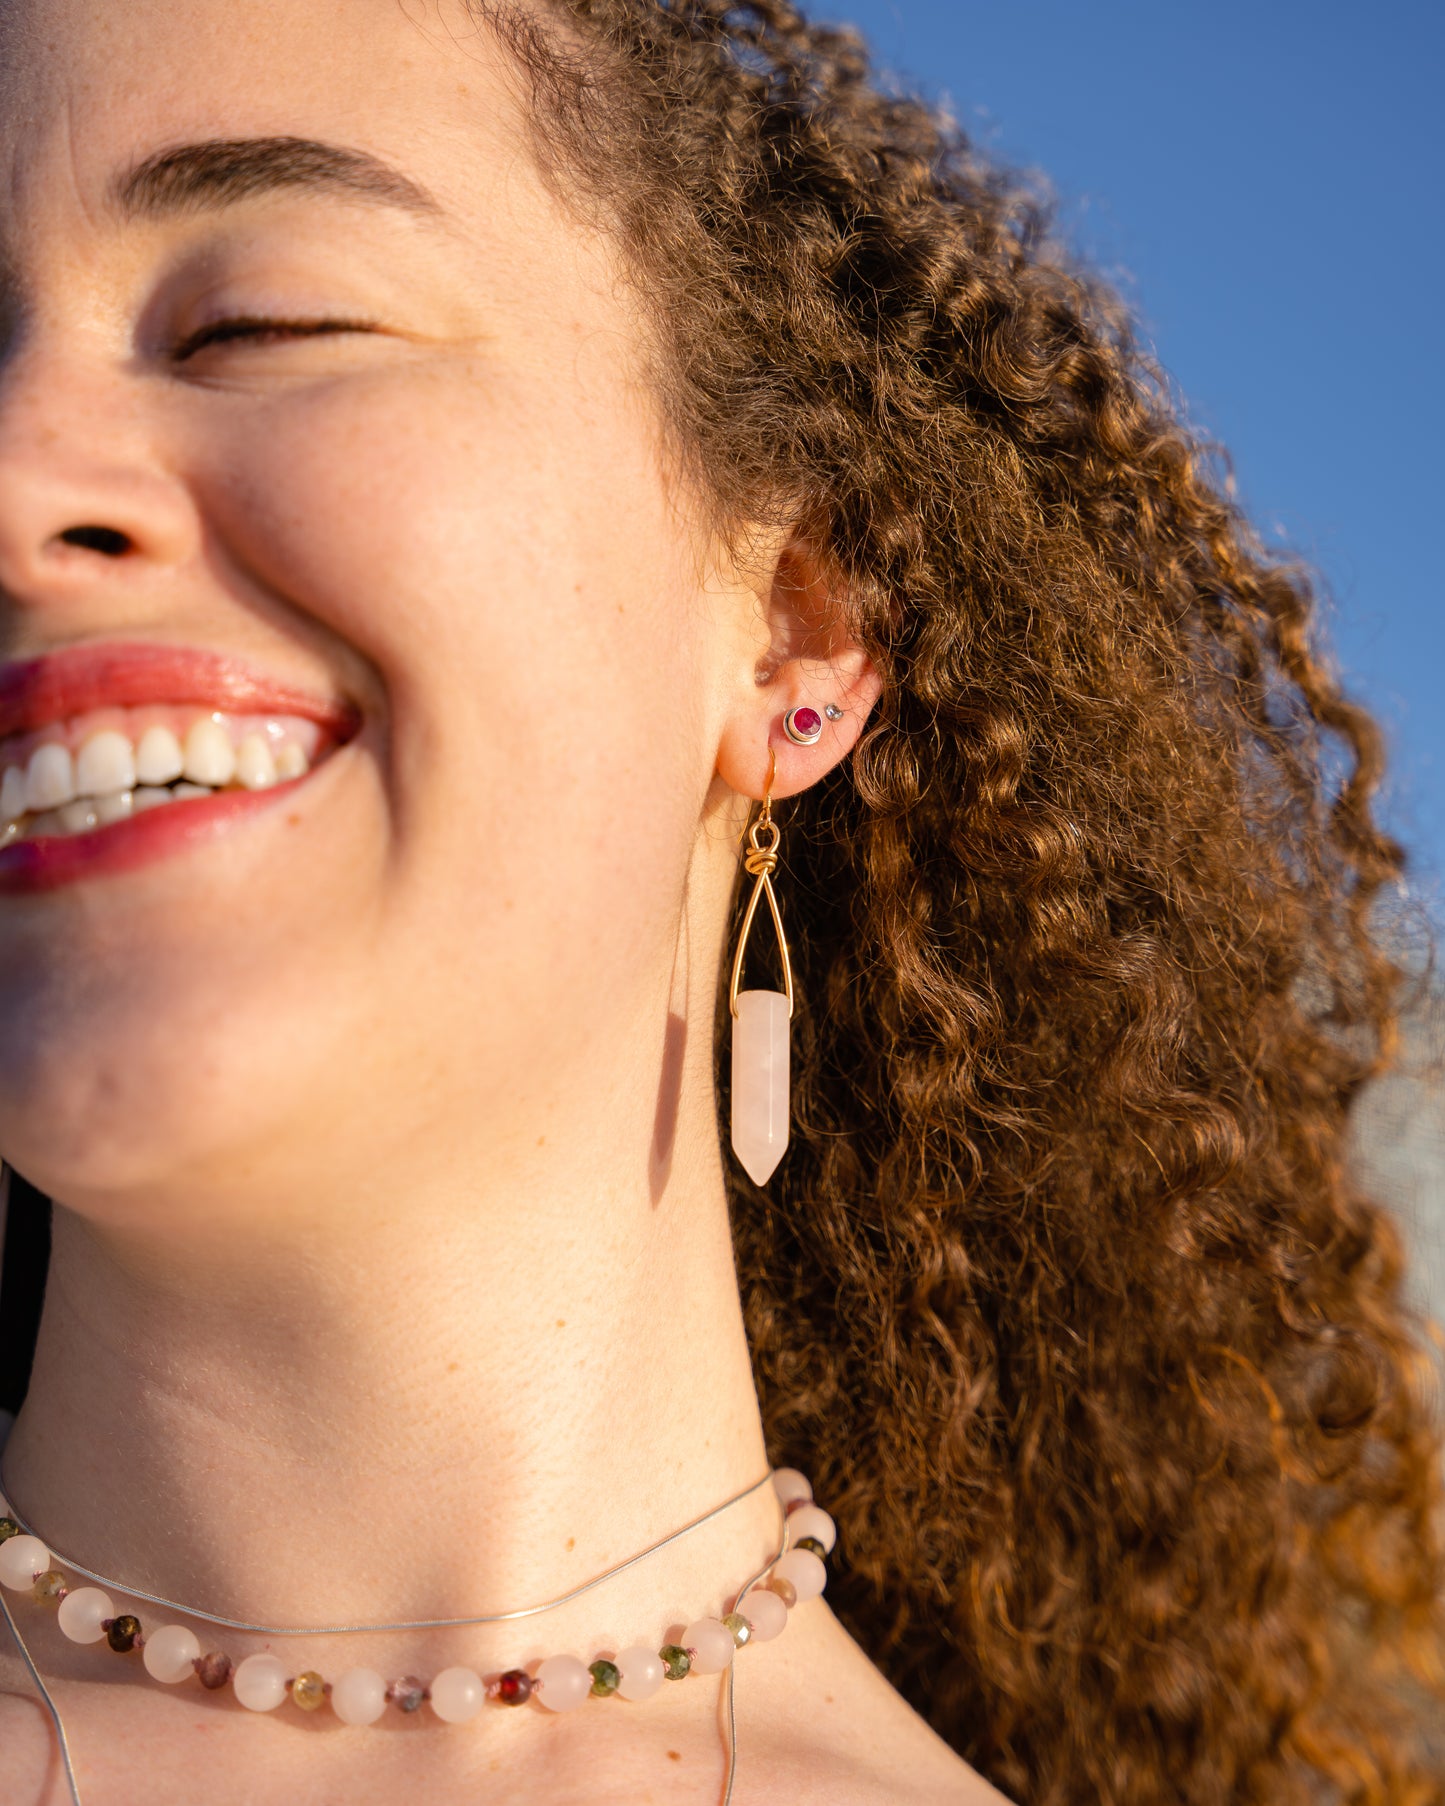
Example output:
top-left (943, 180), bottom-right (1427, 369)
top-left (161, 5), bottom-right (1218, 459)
top-left (718, 650), bottom-right (881, 803)
top-left (718, 531), bottom-right (882, 803)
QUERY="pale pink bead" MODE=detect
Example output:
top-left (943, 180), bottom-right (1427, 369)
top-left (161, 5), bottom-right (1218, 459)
top-left (57, 1585), bottom-right (114, 1644)
top-left (615, 1644), bottom-right (665, 1702)
top-left (331, 1666), bottom-right (388, 1726)
top-left (771, 1468), bottom-right (812, 1509)
top-left (534, 1654), bottom-right (591, 1713)
top-left (0, 1534), bottom-right (48, 1590)
top-left (788, 1503), bottom-right (836, 1554)
top-left (682, 1617), bottom-right (736, 1675)
top-left (772, 1547), bottom-right (827, 1602)
top-left (429, 1666), bottom-right (484, 1724)
top-left (143, 1623), bottom-right (201, 1684)
top-left (233, 1652), bottom-right (289, 1712)
top-left (737, 1587), bottom-right (788, 1642)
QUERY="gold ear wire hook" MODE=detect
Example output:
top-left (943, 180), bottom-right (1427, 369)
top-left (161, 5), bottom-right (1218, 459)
top-left (729, 744), bottom-right (795, 1020)
top-left (736, 747), bottom-right (777, 846)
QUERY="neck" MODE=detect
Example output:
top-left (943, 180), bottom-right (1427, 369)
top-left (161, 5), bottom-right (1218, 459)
top-left (1, 1061), bottom-right (777, 1668)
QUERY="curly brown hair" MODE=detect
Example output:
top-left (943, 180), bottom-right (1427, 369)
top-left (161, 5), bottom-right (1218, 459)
top-left (1, 0), bottom-right (1348, 1797)
top-left (463, 0), bottom-right (1445, 1798)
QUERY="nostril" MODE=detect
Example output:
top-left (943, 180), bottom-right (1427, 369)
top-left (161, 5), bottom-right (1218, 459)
top-left (57, 526), bottom-right (131, 556)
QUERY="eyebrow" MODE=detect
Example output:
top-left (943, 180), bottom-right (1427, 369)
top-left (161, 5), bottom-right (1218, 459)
top-left (109, 135), bottom-right (444, 223)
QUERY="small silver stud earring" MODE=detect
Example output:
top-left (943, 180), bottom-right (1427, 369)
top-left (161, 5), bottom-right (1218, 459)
top-left (824, 703), bottom-right (843, 720)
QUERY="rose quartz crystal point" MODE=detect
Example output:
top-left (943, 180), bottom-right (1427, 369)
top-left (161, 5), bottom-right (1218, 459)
top-left (731, 989), bottom-right (790, 1184)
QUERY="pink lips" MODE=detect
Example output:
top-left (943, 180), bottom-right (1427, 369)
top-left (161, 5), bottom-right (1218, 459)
top-left (0, 641), bottom-right (359, 741)
top-left (0, 640), bottom-right (361, 895)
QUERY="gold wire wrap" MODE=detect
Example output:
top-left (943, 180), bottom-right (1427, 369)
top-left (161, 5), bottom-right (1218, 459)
top-left (728, 747), bottom-right (795, 1020)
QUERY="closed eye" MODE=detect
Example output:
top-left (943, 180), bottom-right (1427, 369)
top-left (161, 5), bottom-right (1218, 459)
top-left (172, 316), bottom-right (379, 360)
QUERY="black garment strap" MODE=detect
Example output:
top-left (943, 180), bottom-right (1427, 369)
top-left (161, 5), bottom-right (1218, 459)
top-left (0, 1168), bottom-right (49, 1417)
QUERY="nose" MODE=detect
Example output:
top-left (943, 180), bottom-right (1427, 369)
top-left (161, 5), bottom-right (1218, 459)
top-left (0, 335), bottom-right (199, 624)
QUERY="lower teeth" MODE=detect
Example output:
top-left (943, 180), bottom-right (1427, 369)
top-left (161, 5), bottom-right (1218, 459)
top-left (7, 782), bottom-right (221, 841)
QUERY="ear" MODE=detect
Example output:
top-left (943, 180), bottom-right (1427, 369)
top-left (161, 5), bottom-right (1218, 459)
top-left (714, 533), bottom-right (883, 803)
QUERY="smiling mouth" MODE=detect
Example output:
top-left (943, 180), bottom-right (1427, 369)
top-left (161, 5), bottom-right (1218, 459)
top-left (0, 702), bottom-right (340, 845)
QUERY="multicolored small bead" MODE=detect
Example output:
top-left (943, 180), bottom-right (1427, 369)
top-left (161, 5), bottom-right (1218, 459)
top-left (0, 1517), bottom-right (19, 1544)
top-left (196, 1651), bottom-right (233, 1690)
top-left (795, 1536), bottom-right (826, 1558)
top-left (292, 1672), bottom-right (327, 1711)
top-left (588, 1659), bottom-right (620, 1697)
top-left (106, 1614), bottom-right (141, 1653)
top-left (723, 1610), bottom-right (753, 1647)
top-left (660, 1644), bottom-right (691, 1681)
top-left (388, 1676), bottom-right (427, 1713)
top-left (494, 1668), bottom-right (533, 1706)
top-left (31, 1570), bottom-right (67, 1606)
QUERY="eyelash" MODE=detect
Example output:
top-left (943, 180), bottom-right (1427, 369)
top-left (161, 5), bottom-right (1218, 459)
top-left (172, 316), bottom-right (377, 359)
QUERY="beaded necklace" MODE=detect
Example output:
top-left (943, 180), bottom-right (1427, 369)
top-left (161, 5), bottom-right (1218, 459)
top-left (0, 1434), bottom-right (835, 1806)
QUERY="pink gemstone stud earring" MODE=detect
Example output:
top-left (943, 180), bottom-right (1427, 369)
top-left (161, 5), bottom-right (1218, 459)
top-left (783, 706), bottom-right (823, 746)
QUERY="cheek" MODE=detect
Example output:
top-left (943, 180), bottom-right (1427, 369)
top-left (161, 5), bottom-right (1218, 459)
top-left (193, 354), bottom-right (713, 1044)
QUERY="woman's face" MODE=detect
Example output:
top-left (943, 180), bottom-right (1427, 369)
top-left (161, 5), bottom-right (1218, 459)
top-left (0, 0), bottom-right (763, 1228)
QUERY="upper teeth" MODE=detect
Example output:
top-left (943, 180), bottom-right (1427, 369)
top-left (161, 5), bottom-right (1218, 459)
top-left (1, 709), bottom-right (320, 826)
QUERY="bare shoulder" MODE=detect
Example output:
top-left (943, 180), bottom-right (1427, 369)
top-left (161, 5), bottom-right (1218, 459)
top-left (741, 1606), bottom-right (1015, 1806)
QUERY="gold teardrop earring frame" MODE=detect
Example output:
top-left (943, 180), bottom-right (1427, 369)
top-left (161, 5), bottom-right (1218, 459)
top-left (729, 746), bottom-right (795, 1020)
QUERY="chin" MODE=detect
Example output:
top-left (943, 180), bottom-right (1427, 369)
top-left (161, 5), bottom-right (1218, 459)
top-left (0, 1023), bottom-right (299, 1206)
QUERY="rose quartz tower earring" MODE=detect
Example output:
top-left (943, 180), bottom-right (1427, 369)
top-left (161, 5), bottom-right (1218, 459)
top-left (729, 742), bottom-right (796, 1185)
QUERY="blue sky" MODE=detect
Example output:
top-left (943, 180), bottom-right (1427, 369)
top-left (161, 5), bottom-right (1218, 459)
top-left (827, 0), bottom-right (1443, 912)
